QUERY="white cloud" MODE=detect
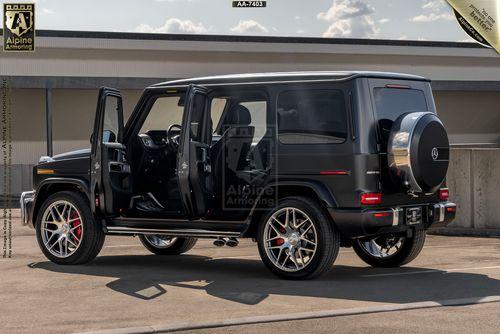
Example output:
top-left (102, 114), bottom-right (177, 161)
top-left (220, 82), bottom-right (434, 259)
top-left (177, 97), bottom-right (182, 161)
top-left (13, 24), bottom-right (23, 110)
top-left (422, 0), bottom-right (446, 11)
top-left (134, 18), bottom-right (208, 34)
top-left (410, 12), bottom-right (453, 22)
top-left (411, 0), bottom-right (454, 22)
top-left (379, 18), bottom-right (389, 24)
top-left (230, 20), bottom-right (268, 34)
top-left (317, 0), bottom-right (379, 38)
top-left (41, 8), bottom-right (54, 15)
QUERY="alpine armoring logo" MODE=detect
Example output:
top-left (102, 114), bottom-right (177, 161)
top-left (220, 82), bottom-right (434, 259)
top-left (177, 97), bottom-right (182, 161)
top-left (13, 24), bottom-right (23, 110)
top-left (3, 3), bottom-right (35, 52)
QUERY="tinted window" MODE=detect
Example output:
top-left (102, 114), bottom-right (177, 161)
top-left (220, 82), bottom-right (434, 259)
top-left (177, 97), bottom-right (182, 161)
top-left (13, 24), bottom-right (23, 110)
top-left (102, 95), bottom-right (120, 143)
top-left (211, 98), bottom-right (227, 130)
top-left (240, 101), bottom-right (267, 144)
top-left (277, 89), bottom-right (347, 144)
top-left (373, 88), bottom-right (428, 121)
top-left (140, 95), bottom-right (184, 133)
top-left (190, 92), bottom-right (207, 141)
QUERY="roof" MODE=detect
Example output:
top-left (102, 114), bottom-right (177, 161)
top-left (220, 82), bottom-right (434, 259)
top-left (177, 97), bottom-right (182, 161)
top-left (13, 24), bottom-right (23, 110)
top-left (0, 29), bottom-right (484, 49)
top-left (151, 71), bottom-right (429, 87)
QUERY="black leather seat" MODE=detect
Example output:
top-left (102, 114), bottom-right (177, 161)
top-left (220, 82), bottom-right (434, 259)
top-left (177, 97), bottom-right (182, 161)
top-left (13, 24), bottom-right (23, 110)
top-left (210, 105), bottom-right (255, 203)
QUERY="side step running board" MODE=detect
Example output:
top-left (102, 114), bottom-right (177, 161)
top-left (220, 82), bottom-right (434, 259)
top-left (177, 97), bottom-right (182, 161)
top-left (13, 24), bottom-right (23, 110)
top-left (106, 226), bottom-right (240, 238)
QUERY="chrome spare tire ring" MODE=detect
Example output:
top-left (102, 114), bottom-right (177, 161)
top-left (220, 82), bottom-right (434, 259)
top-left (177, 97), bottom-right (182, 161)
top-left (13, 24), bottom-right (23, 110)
top-left (144, 235), bottom-right (178, 249)
top-left (263, 207), bottom-right (318, 273)
top-left (359, 236), bottom-right (405, 259)
top-left (41, 200), bottom-right (84, 258)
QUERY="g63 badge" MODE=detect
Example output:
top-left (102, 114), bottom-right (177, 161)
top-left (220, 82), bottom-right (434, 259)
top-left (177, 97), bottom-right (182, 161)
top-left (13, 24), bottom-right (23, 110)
top-left (3, 3), bottom-right (35, 52)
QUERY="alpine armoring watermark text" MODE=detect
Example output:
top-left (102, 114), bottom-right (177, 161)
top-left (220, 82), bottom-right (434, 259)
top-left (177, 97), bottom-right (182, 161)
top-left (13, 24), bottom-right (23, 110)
top-left (1, 78), bottom-right (12, 258)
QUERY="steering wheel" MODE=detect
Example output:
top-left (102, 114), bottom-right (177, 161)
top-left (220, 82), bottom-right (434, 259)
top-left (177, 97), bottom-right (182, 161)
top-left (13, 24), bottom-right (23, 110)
top-left (167, 124), bottom-right (182, 150)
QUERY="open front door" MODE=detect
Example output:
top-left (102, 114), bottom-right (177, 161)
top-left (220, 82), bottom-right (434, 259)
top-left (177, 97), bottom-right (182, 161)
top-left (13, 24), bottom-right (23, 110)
top-left (177, 85), bottom-right (213, 218)
top-left (91, 87), bottom-right (132, 216)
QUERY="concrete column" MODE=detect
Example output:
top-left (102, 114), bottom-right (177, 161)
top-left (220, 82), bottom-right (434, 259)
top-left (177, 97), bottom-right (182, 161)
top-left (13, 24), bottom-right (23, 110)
top-left (45, 88), bottom-right (53, 156)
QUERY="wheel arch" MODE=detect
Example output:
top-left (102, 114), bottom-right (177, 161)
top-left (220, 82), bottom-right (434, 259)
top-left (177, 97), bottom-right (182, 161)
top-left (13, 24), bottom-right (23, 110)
top-left (242, 181), bottom-right (338, 238)
top-left (32, 178), bottom-right (91, 227)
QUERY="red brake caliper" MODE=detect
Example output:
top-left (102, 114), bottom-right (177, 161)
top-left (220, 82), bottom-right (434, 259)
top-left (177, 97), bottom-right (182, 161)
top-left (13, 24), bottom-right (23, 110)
top-left (274, 227), bottom-right (286, 246)
top-left (70, 211), bottom-right (82, 241)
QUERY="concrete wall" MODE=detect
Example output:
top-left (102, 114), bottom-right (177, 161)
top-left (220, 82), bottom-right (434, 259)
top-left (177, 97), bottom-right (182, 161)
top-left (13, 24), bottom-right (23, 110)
top-left (1, 88), bottom-right (141, 198)
top-left (447, 148), bottom-right (500, 231)
top-left (5, 88), bottom-right (500, 204)
top-left (12, 88), bottom-right (141, 165)
top-left (434, 91), bottom-right (500, 144)
top-left (1, 35), bottom-right (499, 81)
top-left (8, 89), bottom-right (498, 165)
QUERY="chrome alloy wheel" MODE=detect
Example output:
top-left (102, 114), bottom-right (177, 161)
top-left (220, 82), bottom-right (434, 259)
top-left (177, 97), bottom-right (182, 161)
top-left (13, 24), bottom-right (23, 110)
top-left (40, 200), bottom-right (83, 258)
top-left (144, 235), bottom-right (178, 248)
top-left (360, 235), bottom-right (405, 258)
top-left (263, 207), bottom-right (318, 272)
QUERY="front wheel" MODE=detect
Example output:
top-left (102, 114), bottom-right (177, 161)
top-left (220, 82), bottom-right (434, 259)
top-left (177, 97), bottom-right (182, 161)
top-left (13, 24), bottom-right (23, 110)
top-left (35, 191), bottom-right (105, 265)
top-left (352, 229), bottom-right (426, 268)
top-left (257, 197), bottom-right (340, 280)
top-left (139, 234), bottom-right (197, 255)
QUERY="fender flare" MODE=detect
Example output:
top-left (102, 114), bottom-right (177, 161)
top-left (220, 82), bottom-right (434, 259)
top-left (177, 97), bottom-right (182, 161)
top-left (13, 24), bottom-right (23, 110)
top-left (242, 180), bottom-right (339, 237)
top-left (269, 180), bottom-right (338, 208)
top-left (31, 178), bottom-right (91, 227)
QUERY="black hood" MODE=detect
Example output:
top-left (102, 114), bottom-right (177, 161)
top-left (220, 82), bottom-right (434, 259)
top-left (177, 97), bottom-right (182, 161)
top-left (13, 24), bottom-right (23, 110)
top-left (51, 148), bottom-right (91, 161)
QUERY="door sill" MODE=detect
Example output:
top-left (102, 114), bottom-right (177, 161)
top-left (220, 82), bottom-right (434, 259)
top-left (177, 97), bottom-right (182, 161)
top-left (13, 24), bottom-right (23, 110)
top-left (106, 226), bottom-right (240, 238)
top-left (106, 216), bottom-right (247, 237)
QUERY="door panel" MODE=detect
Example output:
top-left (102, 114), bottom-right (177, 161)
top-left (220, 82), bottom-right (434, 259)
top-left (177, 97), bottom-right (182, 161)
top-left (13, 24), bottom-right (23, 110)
top-left (177, 85), bottom-right (213, 218)
top-left (91, 87), bottom-right (132, 216)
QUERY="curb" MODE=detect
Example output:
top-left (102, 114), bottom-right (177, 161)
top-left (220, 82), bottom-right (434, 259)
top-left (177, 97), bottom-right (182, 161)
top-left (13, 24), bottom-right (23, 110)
top-left (429, 227), bottom-right (500, 237)
top-left (76, 295), bottom-right (500, 334)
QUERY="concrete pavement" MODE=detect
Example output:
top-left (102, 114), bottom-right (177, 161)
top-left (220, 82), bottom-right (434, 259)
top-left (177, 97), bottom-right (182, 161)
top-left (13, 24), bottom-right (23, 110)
top-left (1, 211), bottom-right (500, 333)
top-left (178, 302), bottom-right (500, 334)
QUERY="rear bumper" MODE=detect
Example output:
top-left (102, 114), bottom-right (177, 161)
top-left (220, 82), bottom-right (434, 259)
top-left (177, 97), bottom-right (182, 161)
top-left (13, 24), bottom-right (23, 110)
top-left (20, 190), bottom-right (35, 228)
top-left (329, 202), bottom-right (456, 238)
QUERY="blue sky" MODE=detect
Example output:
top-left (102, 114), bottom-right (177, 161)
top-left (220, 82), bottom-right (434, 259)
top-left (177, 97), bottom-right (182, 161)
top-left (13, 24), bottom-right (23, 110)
top-left (2, 0), bottom-right (473, 42)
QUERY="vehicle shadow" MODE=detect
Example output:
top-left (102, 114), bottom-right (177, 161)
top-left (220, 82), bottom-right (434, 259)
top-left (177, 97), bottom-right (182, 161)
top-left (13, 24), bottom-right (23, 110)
top-left (29, 254), bottom-right (500, 305)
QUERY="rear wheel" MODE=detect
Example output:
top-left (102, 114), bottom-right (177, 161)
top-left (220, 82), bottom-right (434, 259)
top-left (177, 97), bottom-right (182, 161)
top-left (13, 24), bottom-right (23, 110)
top-left (139, 234), bottom-right (197, 255)
top-left (257, 197), bottom-right (340, 280)
top-left (352, 229), bottom-right (426, 267)
top-left (35, 191), bottom-right (105, 265)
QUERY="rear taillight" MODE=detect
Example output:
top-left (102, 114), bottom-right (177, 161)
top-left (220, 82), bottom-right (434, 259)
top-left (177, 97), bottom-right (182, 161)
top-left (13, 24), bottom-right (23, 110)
top-left (360, 192), bottom-right (382, 205)
top-left (439, 188), bottom-right (449, 201)
top-left (373, 212), bottom-right (391, 218)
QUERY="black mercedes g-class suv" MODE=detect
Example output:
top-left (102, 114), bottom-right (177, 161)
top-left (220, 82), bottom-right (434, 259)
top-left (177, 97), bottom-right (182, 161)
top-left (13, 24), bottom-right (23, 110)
top-left (21, 71), bottom-right (456, 279)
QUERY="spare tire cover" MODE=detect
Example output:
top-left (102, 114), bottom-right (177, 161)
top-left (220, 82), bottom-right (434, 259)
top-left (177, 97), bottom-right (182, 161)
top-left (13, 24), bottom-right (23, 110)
top-left (387, 112), bottom-right (449, 193)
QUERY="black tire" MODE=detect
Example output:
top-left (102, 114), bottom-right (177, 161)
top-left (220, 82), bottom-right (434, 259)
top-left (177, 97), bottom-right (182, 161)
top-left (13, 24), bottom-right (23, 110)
top-left (139, 235), bottom-right (197, 255)
top-left (257, 196), bottom-right (340, 280)
top-left (35, 191), bottom-right (105, 265)
top-left (353, 229), bottom-right (426, 268)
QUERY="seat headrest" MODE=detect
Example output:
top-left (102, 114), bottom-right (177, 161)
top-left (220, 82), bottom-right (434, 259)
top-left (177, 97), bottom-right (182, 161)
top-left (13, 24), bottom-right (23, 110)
top-left (225, 105), bottom-right (251, 126)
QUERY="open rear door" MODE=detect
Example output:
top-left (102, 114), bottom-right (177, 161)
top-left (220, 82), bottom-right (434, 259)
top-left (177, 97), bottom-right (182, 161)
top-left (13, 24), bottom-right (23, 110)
top-left (90, 87), bottom-right (132, 216)
top-left (177, 85), bottom-right (213, 218)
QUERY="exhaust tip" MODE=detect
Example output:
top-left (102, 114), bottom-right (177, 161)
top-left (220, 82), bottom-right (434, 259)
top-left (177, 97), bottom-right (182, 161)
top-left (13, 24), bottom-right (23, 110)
top-left (213, 238), bottom-right (226, 247)
top-left (226, 238), bottom-right (239, 247)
